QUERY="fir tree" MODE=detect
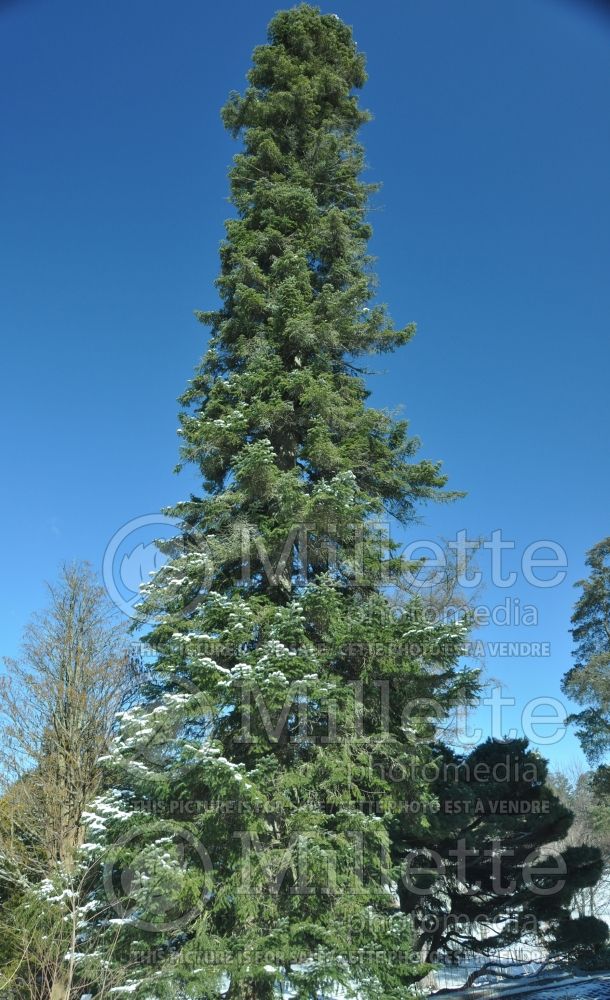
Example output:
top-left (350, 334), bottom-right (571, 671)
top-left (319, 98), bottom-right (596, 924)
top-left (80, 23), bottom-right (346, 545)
top-left (85, 7), bottom-right (478, 998)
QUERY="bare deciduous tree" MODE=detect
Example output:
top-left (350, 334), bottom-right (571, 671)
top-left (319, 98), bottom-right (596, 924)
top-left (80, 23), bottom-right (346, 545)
top-left (0, 561), bottom-right (138, 998)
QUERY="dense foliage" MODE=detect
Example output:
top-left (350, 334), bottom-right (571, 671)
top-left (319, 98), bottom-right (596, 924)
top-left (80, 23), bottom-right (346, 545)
top-left (1, 7), bottom-right (604, 999)
top-left (562, 537), bottom-right (610, 765)
top-left (80, 8), bottom-right (478, 998)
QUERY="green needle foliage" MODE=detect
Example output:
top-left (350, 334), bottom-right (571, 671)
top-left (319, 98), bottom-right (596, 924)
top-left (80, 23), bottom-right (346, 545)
top-left (84, 7), bottom-right (479, 998)
top-left (562, 536), bottom-right (610, 766)
top-left (562, 535), bottom-right (610, 886)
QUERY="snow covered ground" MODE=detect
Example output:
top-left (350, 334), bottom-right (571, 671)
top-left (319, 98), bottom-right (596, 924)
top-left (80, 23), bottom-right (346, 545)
top-left (422, 943), bottom-right (546, 993)
top-left (425, 971), bottom-right (610, 1000)
top-left (523, 982), bottom-right (610, 999)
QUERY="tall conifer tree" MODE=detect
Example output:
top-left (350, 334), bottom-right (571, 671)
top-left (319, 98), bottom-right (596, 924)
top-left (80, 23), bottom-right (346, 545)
top-left (85, 7), bottom-right (479, 998)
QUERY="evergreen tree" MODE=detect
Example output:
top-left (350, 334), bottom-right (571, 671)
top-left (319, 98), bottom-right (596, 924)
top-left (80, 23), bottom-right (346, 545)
top-left (562, 536), bottom-right (610, 765)
top-left (393, 738), bottom-right (606, 964)
top-left (84, 6), bottom-right (478, 998)
top-left (561, 534), bottom-right (610, 931)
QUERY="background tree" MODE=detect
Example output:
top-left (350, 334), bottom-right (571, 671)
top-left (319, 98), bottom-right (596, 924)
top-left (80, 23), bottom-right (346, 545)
top-left (562, 536), bottom-right (610, 764)
top-left (560, 534), bottom-right (610, 946)
top-left (393, 738), bottom-right (606, 969)
top-left (0, 561), bottom-right (136, 999)
top-left (550, 762), bottom-right (610, 921)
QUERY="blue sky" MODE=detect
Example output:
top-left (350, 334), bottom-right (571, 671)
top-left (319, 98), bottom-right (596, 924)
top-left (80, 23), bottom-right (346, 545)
top-left (1, 0), bottom-right (609, 767)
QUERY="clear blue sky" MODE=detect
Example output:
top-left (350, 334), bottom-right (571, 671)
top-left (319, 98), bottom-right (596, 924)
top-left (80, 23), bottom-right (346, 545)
top-left (1, 0), bottom-right (609, 767)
